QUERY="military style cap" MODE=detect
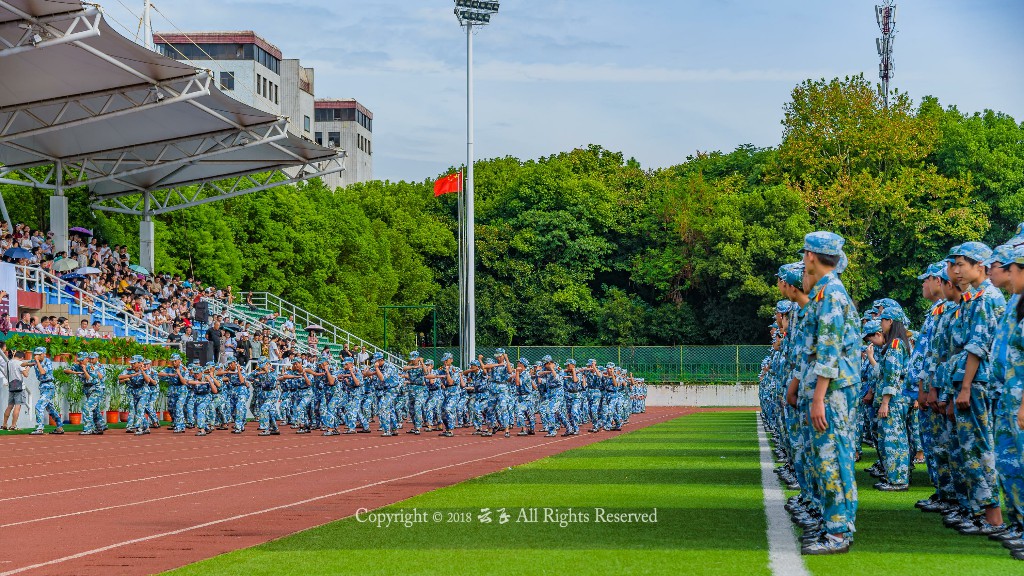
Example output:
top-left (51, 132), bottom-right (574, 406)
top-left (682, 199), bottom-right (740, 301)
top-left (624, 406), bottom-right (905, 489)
top-left (77, 351), bottom-right (88, 359)
top-left (441, 352), bottom-right (453, 362)
top-left (948, 241), bottom-right (992, 263)
top-left (33, 347), bottom-right (46, 355)
top-left (1007, 246), bottom-right (1024, 266)
top-left (776, 300), bottom-right (793, 314)
top-left (469, 360), bottom-right (481, 367)
top-left (495, 348), bottom-right (506, 355)
top-left (777, 262), bottom-right (804, 286)
top-left (409, 351), bottom-right (420, 359)
top-left (916, 262), bottom-right (944, 280)
top-left (342, 356), bottom-right (354, 364)
top-left (518, 358), bottom-right (529, 367)
top-left (801, 231), bottom-right (846, 256)
top-left (170, 353), bottom-right (182, 361)
top-left (1007, 223), bottom-right (1024, 247)
top-left (371, 352), bottom-right (384, 362)
top-left (879, 307), bottom-right (903, 321)
top-left (541, 355), bottom-right (553, 363)
top-left (983, 244), bottom-right (1015, 268)
top-left (88, 352), bottom-right (99, 359)
top-left (565, 358), bottom-right (576, 365)
top-left (862, 320), bottom-right (882, 337)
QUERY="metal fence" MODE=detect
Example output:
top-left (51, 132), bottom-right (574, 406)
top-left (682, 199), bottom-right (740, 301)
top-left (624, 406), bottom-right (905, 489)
top-left (406, 346), bottom-right (771, 384)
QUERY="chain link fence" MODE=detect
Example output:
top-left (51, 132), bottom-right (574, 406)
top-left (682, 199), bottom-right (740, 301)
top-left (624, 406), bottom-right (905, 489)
top-left (407, 346), bottom-right (770, 384)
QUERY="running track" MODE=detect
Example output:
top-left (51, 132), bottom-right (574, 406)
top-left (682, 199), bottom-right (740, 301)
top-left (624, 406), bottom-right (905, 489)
top-left (0, 407), bottom-right (692, 576)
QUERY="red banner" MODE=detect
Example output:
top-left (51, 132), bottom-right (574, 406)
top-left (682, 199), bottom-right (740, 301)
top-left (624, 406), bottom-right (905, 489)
top-left (433, 172), bottom-right (462, 197)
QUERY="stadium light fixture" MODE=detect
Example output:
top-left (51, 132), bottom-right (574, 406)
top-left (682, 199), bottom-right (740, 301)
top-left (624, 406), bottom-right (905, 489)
top-left (453, 0), bottom-right (499, 367)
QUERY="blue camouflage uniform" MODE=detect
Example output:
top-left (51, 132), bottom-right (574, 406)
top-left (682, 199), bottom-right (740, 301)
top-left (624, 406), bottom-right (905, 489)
top-left (798, 233), bottom-right (861, 542)
top-left (562, 360), bottom-right (584, 435)
top-left (947, 242), bottom-right (1005, 517)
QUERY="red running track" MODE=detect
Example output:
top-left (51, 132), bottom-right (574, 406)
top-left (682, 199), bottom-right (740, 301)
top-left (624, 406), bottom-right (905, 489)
top-left (0, 407), bottom-right (692, 576)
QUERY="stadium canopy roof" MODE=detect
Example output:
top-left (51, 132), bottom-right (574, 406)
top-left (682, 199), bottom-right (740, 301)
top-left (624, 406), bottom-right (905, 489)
top-left (0, 0), bottom-right (344, 219)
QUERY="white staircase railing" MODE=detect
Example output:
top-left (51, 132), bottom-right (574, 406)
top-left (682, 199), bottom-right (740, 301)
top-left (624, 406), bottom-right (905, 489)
top-left (211, 291), bottom-right (400, 364)
top-left (13, 264), bottom-right (170, 344)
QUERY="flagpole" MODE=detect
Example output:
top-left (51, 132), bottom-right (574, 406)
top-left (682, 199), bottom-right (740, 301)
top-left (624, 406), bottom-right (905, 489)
top-left (462, 20), bottom-right (476, 369)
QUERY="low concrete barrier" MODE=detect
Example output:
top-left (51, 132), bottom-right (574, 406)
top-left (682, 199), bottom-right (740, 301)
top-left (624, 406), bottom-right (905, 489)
top-left (648, 383), bottom-right (758, 407)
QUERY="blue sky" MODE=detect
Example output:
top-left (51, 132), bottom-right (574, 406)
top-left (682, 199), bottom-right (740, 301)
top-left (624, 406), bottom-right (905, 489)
top-left (102, 0), bottom-right (1024, 182)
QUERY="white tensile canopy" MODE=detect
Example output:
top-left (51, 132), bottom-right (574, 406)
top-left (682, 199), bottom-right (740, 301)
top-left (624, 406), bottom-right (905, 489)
top-left (0, 0), bottom-right (345, 269)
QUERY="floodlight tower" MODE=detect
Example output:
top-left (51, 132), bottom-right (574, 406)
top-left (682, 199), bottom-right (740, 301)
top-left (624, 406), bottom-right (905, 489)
top-left (454, 0), bottom-right (499, 368)
top-left (875, 1), bottom-right (897, 108)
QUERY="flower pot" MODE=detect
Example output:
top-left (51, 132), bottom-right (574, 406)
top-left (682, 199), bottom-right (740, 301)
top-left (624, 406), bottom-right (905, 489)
top-left (49, 416), bottom-right (57, 426)
top-left (162, 411), bottom-right (172, 422)
top-left (118, 410), bottom-right (129, 422)
top-left (68, 412), bottom-right (83, 425)
top-left (106, 410), bottom-right (120, 424)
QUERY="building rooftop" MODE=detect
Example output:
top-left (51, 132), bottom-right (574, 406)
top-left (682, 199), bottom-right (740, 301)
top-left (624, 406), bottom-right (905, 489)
top-left (315, 99), bottom-right (373, 119)
top-left (153, 31), bottom-right (283, 59)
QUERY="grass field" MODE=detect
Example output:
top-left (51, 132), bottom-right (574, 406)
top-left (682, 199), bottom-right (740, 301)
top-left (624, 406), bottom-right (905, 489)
top-left (163, 412), bottom-right (772, 576)
top-left (159, 410), bottom-right (1022, 576)
top-left (798, 438), bottom-right (1014, 576)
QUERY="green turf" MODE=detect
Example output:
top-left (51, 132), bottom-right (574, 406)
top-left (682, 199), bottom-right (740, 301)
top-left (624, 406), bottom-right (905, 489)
top-left (798, 445), bottom-right (1017, 576)
top-left (163, 412), bottom-right (772, 576)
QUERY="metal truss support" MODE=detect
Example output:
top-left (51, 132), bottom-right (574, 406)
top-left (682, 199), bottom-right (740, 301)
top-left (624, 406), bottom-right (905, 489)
top-left (0, 73), bottom-right (212, 146)
top-left (0, 4), bottom-right (101, 58)
top-left (89, 156), bottom-right (345, 216)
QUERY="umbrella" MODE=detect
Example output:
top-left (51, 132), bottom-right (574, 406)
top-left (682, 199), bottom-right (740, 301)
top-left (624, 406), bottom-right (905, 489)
top-left (130, 286), bottom-right (150, 297)
top-left (129, 264), bottom-right (150, 275)
top-left (69, 227), bottom-right (93, 236)
top-left (52, 258), bottom-right (78, 272)
top-left (60, 273), bottom-right (86, 281)
top-left (305, 324), bottom-right (326, 333)
top-left (3, 247), bottom-right (32, 259)
top-left (76, 266), bottom-right (101, 275)
top-left (221, 323), bottom-right (243, 334)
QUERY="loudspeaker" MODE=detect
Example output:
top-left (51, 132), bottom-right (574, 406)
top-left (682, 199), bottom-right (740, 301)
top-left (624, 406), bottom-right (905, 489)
top-left (194, 301), bottom-right (209, 323)
top-left (186, 341), bottom-right (212, 365)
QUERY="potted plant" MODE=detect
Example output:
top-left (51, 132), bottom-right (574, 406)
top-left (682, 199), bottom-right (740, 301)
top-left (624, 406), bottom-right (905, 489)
top-left (105, 365), bottom-right (127, 423)
top-left (54, 368), bottom-right (84, 425)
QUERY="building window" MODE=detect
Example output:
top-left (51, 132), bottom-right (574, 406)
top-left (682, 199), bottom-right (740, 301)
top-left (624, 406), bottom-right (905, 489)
top-left (328, 132), bottom-right (340, 148)
top-left (303, 115), bottom-right (311, 133)
top-left (257, 74), bottom-right (262, 96)
top-left (262, 77), bottom-right (268, 98)
top-left (219, 71), bottom-right (234, 90)
top-left (314, 132), bottom-right (322, 146)
top-left (275, 84), bottom-right (279, 105)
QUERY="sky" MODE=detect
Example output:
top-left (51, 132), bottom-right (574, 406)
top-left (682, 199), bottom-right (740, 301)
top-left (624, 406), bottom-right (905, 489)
top-left (100, 0), bottom-right (1024, 183)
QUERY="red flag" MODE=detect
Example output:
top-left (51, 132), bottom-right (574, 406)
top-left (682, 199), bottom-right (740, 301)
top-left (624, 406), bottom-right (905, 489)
top-left (433, 172), bottom-right (462, 197)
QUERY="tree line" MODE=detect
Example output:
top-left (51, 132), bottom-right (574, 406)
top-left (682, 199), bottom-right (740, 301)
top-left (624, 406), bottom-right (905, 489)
top-left (3, 74), bottom-right (1021, 349)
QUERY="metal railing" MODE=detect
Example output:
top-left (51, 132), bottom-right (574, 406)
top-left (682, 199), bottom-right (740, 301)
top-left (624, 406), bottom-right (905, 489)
top-left (209, 292), bottom-right (400, 364)
top-left (13, 264), bottom-right (170, 344)
top-left (417, 345), bottom-right (771, 383)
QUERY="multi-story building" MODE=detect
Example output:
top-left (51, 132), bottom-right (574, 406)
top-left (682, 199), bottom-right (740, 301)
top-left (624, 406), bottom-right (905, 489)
top-left (153, 31), bottom-right (313, 140)
top-left (314, 99), bottom-right (373, 189)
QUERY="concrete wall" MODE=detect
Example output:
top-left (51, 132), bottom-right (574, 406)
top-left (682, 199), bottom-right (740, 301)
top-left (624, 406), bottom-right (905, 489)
top-left (280, 60), bottom-right (314, 139)
top-left (647, 383), bottom-right (758, 407)
top-left (315, 119), bottom-right (372, 189)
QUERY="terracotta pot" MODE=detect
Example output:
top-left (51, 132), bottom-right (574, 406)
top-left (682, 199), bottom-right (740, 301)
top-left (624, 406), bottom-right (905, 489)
top-left (68, 412), bottom-right (83, 425)
top-left (118, 410), bottom-right (129, 422)
top-left (162, 411), bottom-right (172, 422)
top-left (49, 416), bottom-right (57, 426)
top-left (105, 410), bottom-right (120, 424)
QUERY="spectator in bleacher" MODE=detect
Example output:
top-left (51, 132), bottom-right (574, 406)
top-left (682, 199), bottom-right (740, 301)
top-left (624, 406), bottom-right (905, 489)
top-left (56, 317), bottom-right (70, 336)
top-left (77, 319), bottom-right (91, 337)
top-left (16, 312), bottom-right (31, 331)
top-left (341, 343), bottom-right (353, 359)
top-left (0, 312), bottom-right (11, 335)
top-left (206, 320), bottom-right (222, 362)
top-left (281, 315), bottom-right (295, 338)
top-left (357, 346), bottom-right (369, 367)
top-left (245, 292), bottom-right (255, 311)
top-left (180, 326), bottom-right (195, 345)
